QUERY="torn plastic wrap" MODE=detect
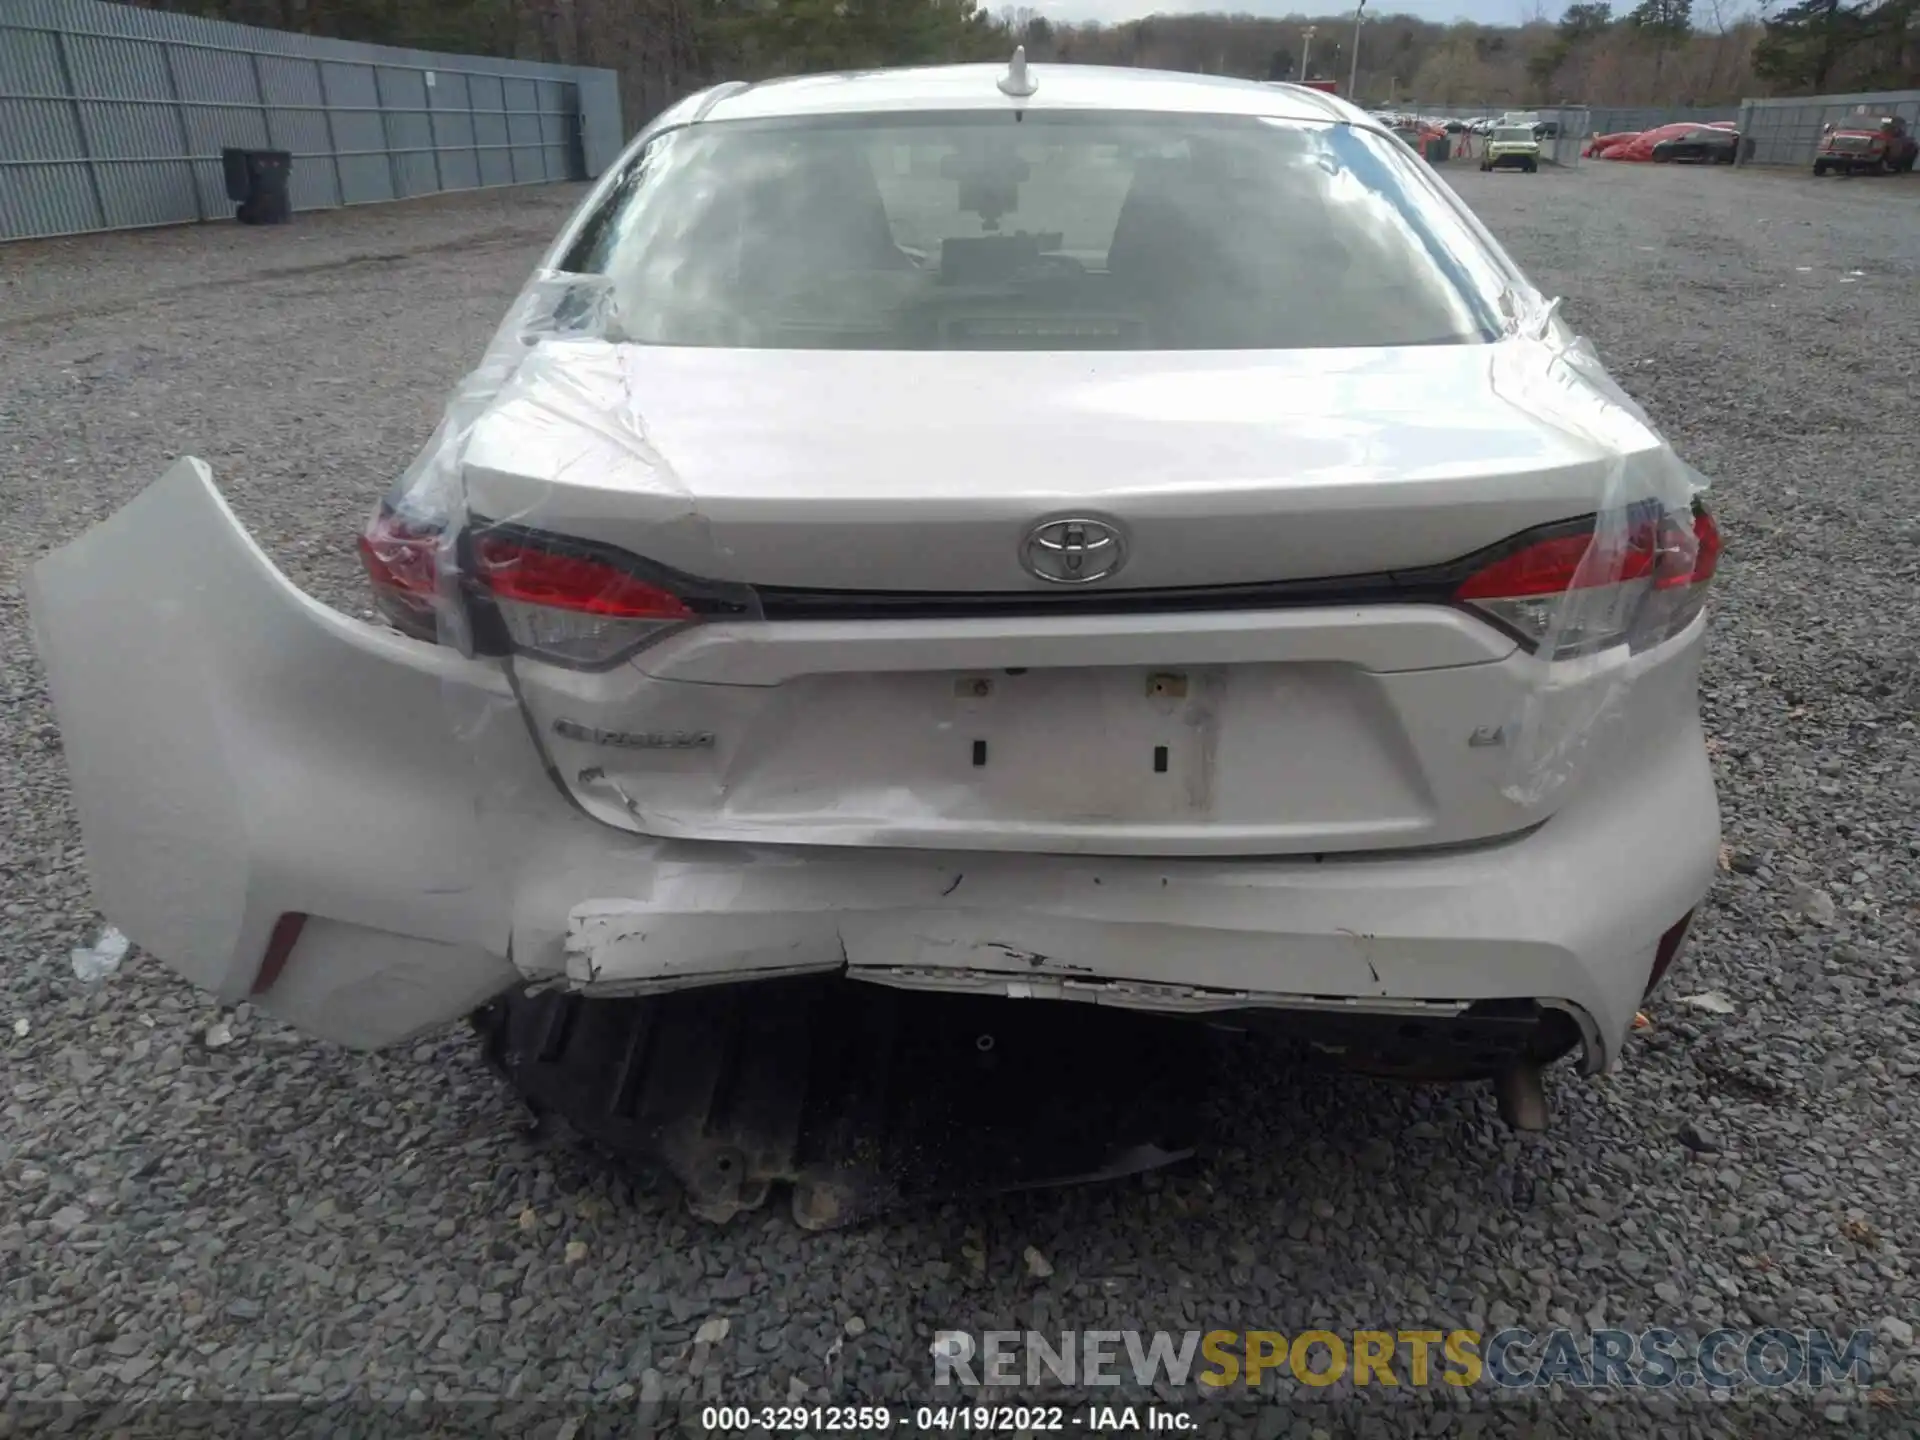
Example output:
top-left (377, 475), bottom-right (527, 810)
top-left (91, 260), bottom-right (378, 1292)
top-left (360, 264), bottom-right (768, 837)
top-left (1486, 293), bottom-right (1715, 806)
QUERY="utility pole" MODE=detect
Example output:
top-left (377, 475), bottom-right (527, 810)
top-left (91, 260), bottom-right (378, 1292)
top-left (1299, 25), bottom-right (1316, 80)
top-left (1348, 0), bottom-right (1365, 100)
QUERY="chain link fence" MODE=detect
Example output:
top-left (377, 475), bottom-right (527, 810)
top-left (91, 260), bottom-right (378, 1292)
top-left (1, 0), bottom-right (623, 243)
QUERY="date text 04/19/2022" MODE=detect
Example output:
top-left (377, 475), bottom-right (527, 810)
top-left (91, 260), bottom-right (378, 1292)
top-left (698, 1405), bottom-right (1196, 1431)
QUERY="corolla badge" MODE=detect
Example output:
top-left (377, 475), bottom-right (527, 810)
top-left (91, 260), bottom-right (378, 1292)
top-left (553, 719), bottom-right (715, 750)
top-left (1020, 517), bottom-right (1128, 585)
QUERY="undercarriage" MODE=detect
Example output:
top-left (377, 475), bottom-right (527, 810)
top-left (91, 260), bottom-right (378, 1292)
top-left (474, 976), bottom-right (1584, 1228)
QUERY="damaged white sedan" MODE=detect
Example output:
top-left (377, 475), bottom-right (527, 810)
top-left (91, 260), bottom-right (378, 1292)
top-left (30, 59), bottom-right (1720, 1222)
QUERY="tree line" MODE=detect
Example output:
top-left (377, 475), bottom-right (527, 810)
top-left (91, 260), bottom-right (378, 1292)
top-left (128, 0), bottom-right (1920, 131)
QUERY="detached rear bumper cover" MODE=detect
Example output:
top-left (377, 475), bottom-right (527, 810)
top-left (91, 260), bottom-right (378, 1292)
top-left (28, 461), bottom-right (1718, 1062)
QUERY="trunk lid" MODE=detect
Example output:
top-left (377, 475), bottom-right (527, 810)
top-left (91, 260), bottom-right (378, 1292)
top-left (458, 341), bottom-right (1621, 594)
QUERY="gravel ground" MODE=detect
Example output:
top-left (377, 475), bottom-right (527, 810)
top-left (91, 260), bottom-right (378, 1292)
top-left (3, 165), bottom-right (1917, 1436)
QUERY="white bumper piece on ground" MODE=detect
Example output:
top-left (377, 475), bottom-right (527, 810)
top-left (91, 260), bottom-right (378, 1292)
top-left (29, 461), bottom-right (1718, 1064)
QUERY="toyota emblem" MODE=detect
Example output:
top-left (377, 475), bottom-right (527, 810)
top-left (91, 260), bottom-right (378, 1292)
top-left (1020, 517), bottom-right (1128, 585)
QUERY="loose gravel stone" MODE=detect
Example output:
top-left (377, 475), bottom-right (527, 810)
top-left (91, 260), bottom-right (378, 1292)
top-left (3, 165), bottom-right (1916, 1436)
top-left (1678, 1119), bottom-right (1723, 1154)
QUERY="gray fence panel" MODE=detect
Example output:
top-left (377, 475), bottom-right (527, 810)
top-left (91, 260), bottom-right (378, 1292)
top-left (97, 154), bottom-right (196, 227)
top-left (469, 72), bottom-right (515, 186)
top-left (1735, 90), bottom-right (1920, 165)
top-left (1586, 105), bottom-right (1731, 137)
top-left (504, 76), bottom-right (542, 182)
top-left (574, 69), bottom-right (623, 177)
top-left (1, 96), bottom-right (84, 160)
top-left (336, 152), bottom-right (394, 206)
top-left (2, 0), bottom-right (619, 242)
top-left (1, 163), bottom-right (98, 236)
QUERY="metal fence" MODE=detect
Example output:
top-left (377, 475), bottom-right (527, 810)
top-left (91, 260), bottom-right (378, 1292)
top-left (1, 0), bottom-right (623, 242)
top-left (1378, 105), bottom-right (1591, 165)
top-left (1735, 88), bottom-right (1920, 165)
top-left (1585, 105), bottom-right (1735, 137)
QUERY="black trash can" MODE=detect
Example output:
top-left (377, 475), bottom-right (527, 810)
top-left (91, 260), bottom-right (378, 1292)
top-left (221, 147), bottom-right (293, 225)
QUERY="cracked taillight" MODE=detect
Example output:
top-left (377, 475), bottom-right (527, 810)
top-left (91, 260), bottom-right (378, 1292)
top-left (470, 529), bottom-right (697, 666)
top-left (1456, 500), bottom-right (1720, 657)
top-left (357, 505), bottom-right (445, 643)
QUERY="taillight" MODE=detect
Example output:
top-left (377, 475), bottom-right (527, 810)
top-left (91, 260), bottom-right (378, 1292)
top-left (470, 529), bottom-right (696, 666)
top-left (1455, 499), bottom-right (1719, 657)
top-left (357, 506), bottom-right (444, 643)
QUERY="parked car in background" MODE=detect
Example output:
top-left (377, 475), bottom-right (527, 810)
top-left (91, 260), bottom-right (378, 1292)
top-left (1650, 126), bottom-right (1739, 164)
top-left (1482, 124), bottom-right (1541, 172)
top-left (1584, 130), bottom-right (1639, 158)
top-left (1594, 121), bottom-right (1739, 164)
top-left (1813, 112), bottom-right (1917, 175)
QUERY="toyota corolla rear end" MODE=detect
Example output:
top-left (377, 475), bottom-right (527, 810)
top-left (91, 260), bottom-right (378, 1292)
top-left (28, 67), bottom-right (1719, 1140)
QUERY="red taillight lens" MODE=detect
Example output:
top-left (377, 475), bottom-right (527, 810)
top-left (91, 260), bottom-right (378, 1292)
top-left (1454, 527), bottom-right (1652, 601)
top-left (1455, 501), bottom-right (1719, 656)
top-left (251, 911), bottom-right (309, 996)
top-left (471, 531), bottom-right (695, 665)
top-left (1691, 504), bottom-right (1721, 586)
top-left (472, 535), bottom-right (693, 620)
top-left (357, 507), bottom-right (443, 643)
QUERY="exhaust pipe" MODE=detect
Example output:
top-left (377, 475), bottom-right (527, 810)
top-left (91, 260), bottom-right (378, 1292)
top-left (1495, 1060), bottom-right (1550, 1131)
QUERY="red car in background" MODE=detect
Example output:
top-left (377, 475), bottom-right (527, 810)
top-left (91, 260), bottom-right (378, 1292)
top-left (1593, 121), bottom-right (1739, 163)
top-left (1813, 112), bottom-right (1918, 175)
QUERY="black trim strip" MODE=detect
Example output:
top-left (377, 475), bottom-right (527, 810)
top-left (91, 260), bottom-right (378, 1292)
top-left (745, 510), bottom-right (1613, 622)
top-left (455, 505), bottom-right (1681, 657)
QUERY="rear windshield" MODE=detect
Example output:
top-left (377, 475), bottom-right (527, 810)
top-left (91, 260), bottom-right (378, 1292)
top-left (561, 112), bottom-right (1505, 351)
top-left (1492, 128), bottom-right (1536, 143)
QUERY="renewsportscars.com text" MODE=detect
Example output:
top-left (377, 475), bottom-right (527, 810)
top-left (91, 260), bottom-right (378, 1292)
top-left (931, 1328), bottom-right (1876, 1391)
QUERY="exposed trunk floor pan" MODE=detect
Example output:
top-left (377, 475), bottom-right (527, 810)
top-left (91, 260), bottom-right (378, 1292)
top-left (473, 976), bottom-right (1213, 1228)
top-left (475, 976), bottom-right (1573, 1225)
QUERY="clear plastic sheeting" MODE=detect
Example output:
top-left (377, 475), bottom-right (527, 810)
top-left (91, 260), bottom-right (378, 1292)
top-left (1483, 295), bottom-right (1714, 805)
top-left (359, 260), bottom-right (767, 827)
top-left (364, 96), bottom-right (1716, 862)
top-left (71, 925), bottom-right (130, 984)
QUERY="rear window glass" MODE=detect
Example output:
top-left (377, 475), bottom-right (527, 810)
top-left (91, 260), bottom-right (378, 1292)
top-left (563, 112), bottom-right (1504, 351)
top-left (1493, 128), bottom-right (1536, 143)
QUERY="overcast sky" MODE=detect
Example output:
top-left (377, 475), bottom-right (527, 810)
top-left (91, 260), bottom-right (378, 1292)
top-left (1035, 0), bottom-right (1544, 26)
